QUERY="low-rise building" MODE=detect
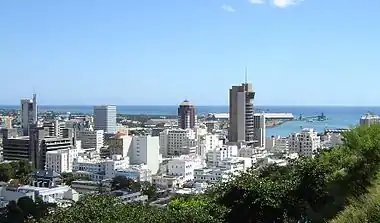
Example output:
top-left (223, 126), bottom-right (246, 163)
top-left (45, 147), bottom-right (79, 173)
top-left (194, 158), bottom-right (247, 184)
top-left (17, 185), bottom-right (79, 204)
top-left (0, 186), bottom-right (35, 208)
top-left (73, 155), bottom-right (129, 181)
top-left (167, 154), bottom-right (204, 182)
top-left (71, 180), bottom-right (112, 194)
top-left (30, 170), bottom-right (62, 188)
top-left (111, 190), bottom-right (148, 204)
top-left (193, 168), bottom-right (229, 184)
top-left (152, 175), bottom-right (185, 189)
top-left (116, 165), bottom-right (153, 182)
top-left (322, 133), bottom-right (344, 148)
top-left (206, 145), bottom-right (238, 166)
top-left (174, 182), bottom-right (209, 195)
top-left (238, 146), bottom-right (265, 158)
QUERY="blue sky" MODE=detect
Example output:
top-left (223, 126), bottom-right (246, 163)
top-left (1, 0), bottom-right (380, 106)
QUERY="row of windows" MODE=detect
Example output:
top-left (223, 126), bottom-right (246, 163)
top-left (194, 176), bottom-right (221, 181)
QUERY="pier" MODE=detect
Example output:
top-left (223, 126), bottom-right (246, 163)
top-left (261, 113), bottom-right (294, 128)
top-left (207, 112), bottom-right (294, 128)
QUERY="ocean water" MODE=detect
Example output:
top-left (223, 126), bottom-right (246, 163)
top-left (1, 105), bottom-right (378, 137)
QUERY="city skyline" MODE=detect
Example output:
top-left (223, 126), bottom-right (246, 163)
top-left (1, 0), bottom-right (380, 106)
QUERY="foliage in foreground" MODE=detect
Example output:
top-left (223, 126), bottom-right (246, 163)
top-left (34, 194), bottom-right (223, 223)
top-left (111, 175), bottom-right (157, 199)
top-left (19, 125), bottom-right (380, 222)
top-left (207, 124), bottom-right (380, 222)
top-left (0, 196), bottom-right (56, 223)
top-left (330, 178), bottom-right (380, 223)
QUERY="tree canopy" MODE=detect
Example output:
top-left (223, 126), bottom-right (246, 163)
top-left (0, 160), bottom-right (33, 184)
top-left (0, 196), bottom-right (56, 223)
top-left (36, 194), bottom-right (222, 223)
top-left (61, 172), bottom-right (91, 186)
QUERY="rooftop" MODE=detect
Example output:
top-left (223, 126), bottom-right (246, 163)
top-left (361, 113), bottom-right (380, 119)
top-left (33, 169), bottom-right (61, 178)
top-left (7, 136), bottom-right (29, 140)
top-left (180, 100), bottom-right (194, 106)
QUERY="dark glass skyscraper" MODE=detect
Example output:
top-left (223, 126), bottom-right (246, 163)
top-left (178, 100), bottom-right (196, 129)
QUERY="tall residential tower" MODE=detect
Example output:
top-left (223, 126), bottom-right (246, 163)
top-left (253, 113), bottom-right (266, 148)
top-left (178, 100), bottom-right (196, 129)
top-left (94, 105), bottom-right (117, 134)
top-left (21, 94), bottom-right (37, 136)
top-left (228, 83), bottom-right (255, 143)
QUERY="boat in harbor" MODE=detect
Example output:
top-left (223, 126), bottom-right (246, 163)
top-left (298, 113), bottom-right (327, 122)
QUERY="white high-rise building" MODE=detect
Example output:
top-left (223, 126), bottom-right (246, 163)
top-left (253, 113), bottom-right (266, 148)
top-left (198, 134), bottom-right (223, 158)
top-left (129, 136), bottom-right (161, 175)
top-left (77, 130), bottom-right (104, 150)
top-left (206, 145), bottom-right (238, 166)
top-left (266, 136), bottom-right (289, 152)
top-left (20, 94), bottom-right (37, 136)
top-left (43, 120), bottom-right (66, 137)
top-left (289, 128), bottom-right (321, 157)
top-left (94, 105), bottom-right (117, 134)
top-left (45, 147), bottom-right (79, 173)
top-left (105, 135), bottom-right (132, 157)
top-left (45, 140), bottom-right (81, 173)
top-left (159, 128), bottom-right (197, 157)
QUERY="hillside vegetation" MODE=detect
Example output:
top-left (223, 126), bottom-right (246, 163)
top-left (6, 124), bottom-right (380, 223)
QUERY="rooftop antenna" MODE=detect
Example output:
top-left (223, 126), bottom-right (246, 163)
top-left (32, 87), bottom-right (36, 100)
top-left (245, 66), bottom-right (248, 84)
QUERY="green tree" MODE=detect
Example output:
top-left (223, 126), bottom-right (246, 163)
top-left (0, 196), bottom-right (57, 223)
top-left (141, 181), bottom-right (157, 200)
top-left (17, 196), bottom-right (37, 220)
top-left (0, 163), bottom-right (13, 182)
top-left (61, 172), bottom-right (92, 186)
top-left (37, 194), bottom-right (222, 223)
top-left (2, 200), bottom-right (24, 223)
top-left (111, 176), bottom-right (141, 192)
top-left (208, 124), bottom-right (380, 222)
top-left (61, 172), bottom-right (77, 186)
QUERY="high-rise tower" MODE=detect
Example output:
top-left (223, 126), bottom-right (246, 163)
top-left (178, 100), bottom-right (196, 129)
top-left (21, 93), bottom-right (37, 136)
top-left (94, 105), bottom-right (117, 133)
top-left (253, 113), bottom-right (266, 148)
top-left (228, 82), bottom-right (255, 143)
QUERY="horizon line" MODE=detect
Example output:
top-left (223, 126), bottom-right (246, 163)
top-left (1, 104), bottom-right (380, 108)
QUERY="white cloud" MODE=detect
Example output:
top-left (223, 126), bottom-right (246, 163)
top-left (221, 4), bottom-right (236, 12)
top-left (249, 0), bottom-right (265, 4)
top-left (272, 0), bottom-right (303, 8)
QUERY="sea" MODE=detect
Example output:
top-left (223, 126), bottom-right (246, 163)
top-left (1, 105), bottom-right (378, 137)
